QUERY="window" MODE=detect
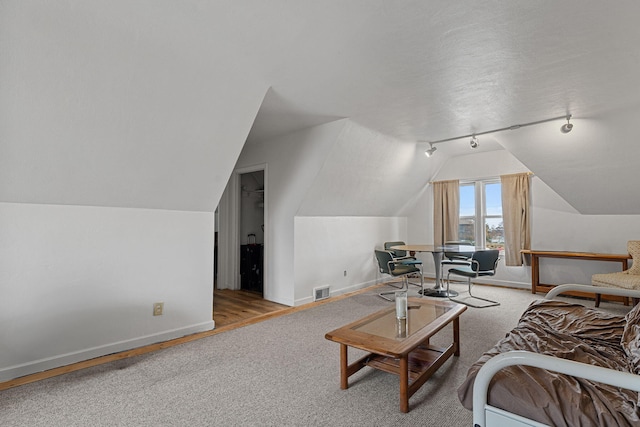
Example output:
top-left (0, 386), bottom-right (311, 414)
top-left (459, 179), bottom-right (503, 250)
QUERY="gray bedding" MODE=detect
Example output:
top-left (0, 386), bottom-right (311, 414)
top-left (457, 300), bottom-right (640, 426)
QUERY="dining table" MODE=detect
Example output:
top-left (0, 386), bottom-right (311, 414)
top-left (390, 244), bottom-right (477, 298)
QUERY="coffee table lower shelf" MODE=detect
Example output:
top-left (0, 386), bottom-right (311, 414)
top-left (365, 344), bottom-right (452, 381)
top-left (346, 343), bottom-right (455, 412)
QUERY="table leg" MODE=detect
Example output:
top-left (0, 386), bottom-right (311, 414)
top-left (453, 317), bottom-right (460, 356)
top-left (399, 356), bottom-right (409, 413)
top-left (340, 344), bottom-right (348, 389)
top-left (531, 254), bottom-right (539, 294)
top-left (420, 252), bottom-right (459, 298)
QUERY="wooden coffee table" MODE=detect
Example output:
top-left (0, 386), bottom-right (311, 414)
top-left (324, 298), bottom-right (466, 412)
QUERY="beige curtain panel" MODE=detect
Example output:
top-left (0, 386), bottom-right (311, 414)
top-left (501, 173), bottom-right (531, 266)
top-left (433, 180), bottom-right (459, 246)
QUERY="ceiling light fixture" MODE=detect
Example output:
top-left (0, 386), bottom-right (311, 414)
top-left (560, 116), bottom-right (573, 133)
top-left (425, 143), bottom-right (437, 157)
top-left (422, 114), bottom-right (572, 157)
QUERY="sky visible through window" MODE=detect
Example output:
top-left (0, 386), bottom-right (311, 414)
top-left (460, 183), bottom-right (502, 216)
top-left (459, 181), bottom-right (504, 249)
top-left (460, 184), bottom-right (475, 216)
top-left (485, 183), bottom-right (502, 216)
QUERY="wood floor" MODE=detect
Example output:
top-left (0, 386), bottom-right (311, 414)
top-left (213, 289), bottom-right (288, 327)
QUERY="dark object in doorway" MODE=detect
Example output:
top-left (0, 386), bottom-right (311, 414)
top-left (241, 244), bottom-right (263, 293)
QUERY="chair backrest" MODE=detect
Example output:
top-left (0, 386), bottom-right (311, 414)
top-left (628, 241), bottom-right (640, 275)
top-left (375, 250), bottom-right (394, 274)
top-left (444, 241), bottom-right (474, 261)
top-left (384, 241), bottom-right (406, 258)
top-left (471, 250), bottom-right (500, 275)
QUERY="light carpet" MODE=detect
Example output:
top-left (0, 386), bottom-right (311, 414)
top-left (0, 283), bottom-right (630, 426)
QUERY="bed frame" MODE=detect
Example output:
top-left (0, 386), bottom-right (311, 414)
top-left (471, 284), bottom-right (640, 427)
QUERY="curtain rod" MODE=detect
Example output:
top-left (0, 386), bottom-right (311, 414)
top-left (427, 115), bottom-right (571, 145)
top-left (429, 172), bottom-right (534, 184)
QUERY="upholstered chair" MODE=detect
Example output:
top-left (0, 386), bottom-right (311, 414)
top-left (592, 240), bottom-right (640, 306)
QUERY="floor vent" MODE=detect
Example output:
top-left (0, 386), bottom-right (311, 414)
top-left (313, 286), bottom-right (331, 302)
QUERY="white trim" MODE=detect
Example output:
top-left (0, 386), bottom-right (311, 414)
top-left (422, 273), bottom-right (530, 290)
top-left (0, 321), bottom-right (215, 382)
top-left (294, 279), bottom-right (379, 306)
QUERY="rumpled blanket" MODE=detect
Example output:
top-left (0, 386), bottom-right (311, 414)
top-left (457, 300), bottom-right (640, 426)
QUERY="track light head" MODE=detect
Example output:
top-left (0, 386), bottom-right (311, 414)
top-left (425, 143), bottom-right (437, 157)
top-left (470, 135), bottom-right (479, 149)
top-left (560, 116), bottom-right (573, 133)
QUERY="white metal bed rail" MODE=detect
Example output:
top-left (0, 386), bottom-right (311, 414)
top-left (545, 283), bottom-right (640, 300)
top-left (472, 350), bottom-right (640, 427)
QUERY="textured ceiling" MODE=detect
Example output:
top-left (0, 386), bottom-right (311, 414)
top-left (3, 1), bottom-right (640, 213)
top-left (247, 1), bottom-right (640, 146)
top-left (243, 1), bottom-right (640, 214)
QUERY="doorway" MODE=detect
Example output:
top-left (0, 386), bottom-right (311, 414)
top-left (215, 164), bottom-right (268, 297)
top-left (239, 170), bottom-right (264, 295)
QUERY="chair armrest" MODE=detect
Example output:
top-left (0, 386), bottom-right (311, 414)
top-left (386, 257), bottom-right (416, 271)
top-left (441, 259), bottom-right (471, 265)
top-left (545, 284), bottom-right (640, 300)
top-left (472, 350), bottom-right (640, 427)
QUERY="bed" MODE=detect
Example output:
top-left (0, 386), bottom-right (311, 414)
top-left (458, 284), bottom-right (640, 427)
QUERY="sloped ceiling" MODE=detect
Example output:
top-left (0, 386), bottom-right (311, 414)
top-left (0, 1), bottom-right (270, 211)
top-left (2, 1), bottom-right (640, 213)
top-left (297, 121), bottom-right (447, 216)
top-left (496, 108), bottom-right (640, 214)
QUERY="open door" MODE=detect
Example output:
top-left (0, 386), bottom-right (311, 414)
top-left (239, 170), bottom-right (264, 294)
top-left (216, 164), bottom-right (267, 296)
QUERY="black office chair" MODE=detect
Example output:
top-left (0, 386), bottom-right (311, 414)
top-left (440, 240), bottom-right (474, 285)
top-left (384, 241), bottom-right (423, 289)
top-left (374, 250), bottom-right (424, 301)
top-left (441, 241), bottom-right (474, 266)
top-left (446, 249), bottom-right (500, 308)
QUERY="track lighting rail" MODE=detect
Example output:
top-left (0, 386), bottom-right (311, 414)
top-left (424, 114), bottom-right (572, 157)
top-left (428, 114), bottom-right (571, 144)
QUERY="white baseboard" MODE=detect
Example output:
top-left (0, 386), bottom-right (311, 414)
top-left (422, 273), bottom-right (531, 290)
top-left (0, 320), bottom-right (215, 383)
top-left (291, 275), bottom-right (532, 307)
top-left (294, 279), bottom-right (379, 306)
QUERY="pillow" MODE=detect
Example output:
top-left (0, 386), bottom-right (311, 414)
top-left (621, 302), bottom-right (640, 374)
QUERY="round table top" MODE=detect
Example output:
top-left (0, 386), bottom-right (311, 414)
top-left (390, 244), bottom-right (476, 253)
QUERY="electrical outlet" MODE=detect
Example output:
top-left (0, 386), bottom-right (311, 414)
top-left (153, 302), bottom-right (164, 316)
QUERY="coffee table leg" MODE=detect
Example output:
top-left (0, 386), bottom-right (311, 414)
top-left (453, 317), bottom-right (460, 356)
top-left (340, 344), bottom-right (349, 389)
top-left (400, 356), bottom-right (409, 413)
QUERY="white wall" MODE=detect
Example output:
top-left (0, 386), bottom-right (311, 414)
top-left (294, 216), bottom-right (407, 304)
top-left (1, 1), bottom-right (269, 382)
top-left (530, 205), bottom-right (640, 285)
top-left (232, 120), bottom-right (347, 305)
top-left (407, 149), bottom-right (640, 289)
top-left (0, 202), bottom-right (214, 381)
top-left (233, 119), bottom-right (448, 306)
